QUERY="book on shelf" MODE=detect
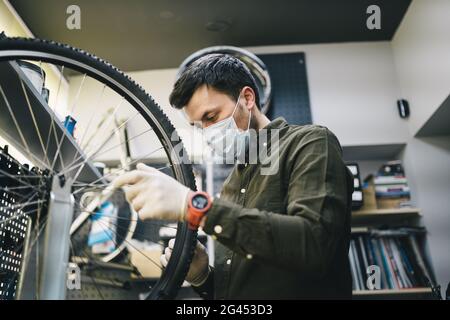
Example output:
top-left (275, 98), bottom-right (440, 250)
top-left (349, 227), bottom-right (435, 292)
top-left (374, 160), bottom-right (412, 209)
top-left (375, 184), bottom-right (410, 193)
top-left (374, 176), bottom-right (408, 185)
top-left (349, 239), bottom-right (362, 291)
top-left (375, 191), bottom-right (411, 198)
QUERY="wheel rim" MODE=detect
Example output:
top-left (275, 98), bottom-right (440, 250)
top-left (0, 39), bottom-right (197, 300)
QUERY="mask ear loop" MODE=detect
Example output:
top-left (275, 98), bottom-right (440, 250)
top-left (231, 94), bottom-right (241, 118)
top-left (246, 109), bottom-right (252, 131)
top-left (231, 92), bottom-right (251, 131)
top-left (235, 93), bottom-right (252, 131)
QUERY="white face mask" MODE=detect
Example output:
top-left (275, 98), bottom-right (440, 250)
top-left (203, 95), bottom-right (251, 163)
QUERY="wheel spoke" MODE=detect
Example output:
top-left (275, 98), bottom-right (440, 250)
top-left (72, 146), bottom-right (165, 195)
top-left (50, 73), bottom-right (87, 172)
top-left (0, 207), bottom-right (39, 229)
top-left (0, 186), bottom-right (39, 199)
top-left (0, 85), bottom-right (39, 168)
top-left (62, 126), bottom-right (154, 179)
top-left (95, 217), bottom-right (163, 271)
top-left (44, 65), bottom-right (65, 174)
top-left (58, 105), bottom-right (135, 178)
top-left (20, 80), bottom-right (50, 168)
top-left (0, 214), bottom-right (49, 298)
top-left (0, 129), bottom-right (51, 170)
top-left (81, 98), bottom-right (126, 154)
top-left (0, 168), bottom-right (39, 189)
top-left (70, 84), bottom-right (106, 166)
top-left (72, 201), bottom-right (177, 228)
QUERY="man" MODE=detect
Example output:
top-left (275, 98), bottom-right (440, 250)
top-left (113, 54), bottom-right (353, 299)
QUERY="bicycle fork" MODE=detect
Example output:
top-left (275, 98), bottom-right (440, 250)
top-left (39, 175), bottom-right (74, 300)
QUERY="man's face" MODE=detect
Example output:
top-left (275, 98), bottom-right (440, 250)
top-left (183, 85), bottom-right (250, 130)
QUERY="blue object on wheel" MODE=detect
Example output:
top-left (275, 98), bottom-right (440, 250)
top-left (87, 201), bottom-right (116, 252)
top-left (64, 115), bottom-right (77, 136)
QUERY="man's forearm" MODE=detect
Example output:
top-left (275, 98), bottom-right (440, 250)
top-left (191, 267), bottom-right (214, 300)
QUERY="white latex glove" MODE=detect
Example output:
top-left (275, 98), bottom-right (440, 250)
top-left (160, 238), bottom-right (210, 286)
top-left (112, 163), bottom-right (191, 221)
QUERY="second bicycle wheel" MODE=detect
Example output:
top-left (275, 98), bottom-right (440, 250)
top-left (0, 35), bottom-right (197, 300)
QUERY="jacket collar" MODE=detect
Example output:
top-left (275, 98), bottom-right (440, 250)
top-left (262, 117), bottom-right (289, 131)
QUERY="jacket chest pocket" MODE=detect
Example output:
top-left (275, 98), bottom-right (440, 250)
top-left (247, 176), bottom-right (287, 213)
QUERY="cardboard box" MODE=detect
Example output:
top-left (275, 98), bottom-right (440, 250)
top-left (359, 176), bottom-right (377, 211)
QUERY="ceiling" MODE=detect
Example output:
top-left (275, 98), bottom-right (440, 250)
top-left (10, 0), bottom-right (411, 71)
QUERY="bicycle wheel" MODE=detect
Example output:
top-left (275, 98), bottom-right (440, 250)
top-left (0, 35), bottom-right (197, 300)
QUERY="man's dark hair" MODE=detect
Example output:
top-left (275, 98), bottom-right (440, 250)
top-left (169, 54), bottom-right (260, 109)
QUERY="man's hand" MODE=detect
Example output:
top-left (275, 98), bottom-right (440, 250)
top-left (161, 238), bottom-right (210, 286)
top-left (112, 163), bottom-right (191, 221)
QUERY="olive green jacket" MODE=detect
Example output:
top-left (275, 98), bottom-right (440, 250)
top-left (195, 117), bottom-right (353, 299)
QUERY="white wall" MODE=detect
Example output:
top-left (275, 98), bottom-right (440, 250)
top-left (392, 0), bottom-right (450, 293)
top-left (247, 41), bottom-right (410, 146)
top-left (91, 41), bottom-right (410, 155)
top-left (392, 0), bottom-right (450, 136)
top-left (400, 137), bottom-right (450, 291)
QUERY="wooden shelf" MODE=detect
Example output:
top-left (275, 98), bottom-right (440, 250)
top-left (352, 208), bottom-right (421, 218)
top-left (353, 287), bottom-right (432, 296)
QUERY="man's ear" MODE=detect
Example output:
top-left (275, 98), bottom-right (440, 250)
top-left (242, 86), bottom-right (256, 111)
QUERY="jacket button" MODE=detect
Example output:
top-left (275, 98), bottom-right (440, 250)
top-left (246, 254), bottom-right (253, 260)
top-left (226, 259), bottom-right (231, 265)
top-left (214, 225), bottom-right (223, 234)
top-left (240, 188), bottom-right (246, 193)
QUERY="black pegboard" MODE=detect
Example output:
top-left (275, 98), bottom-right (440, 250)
top-left (0, 146), bottom-right (43, 300)
top-left (205, 54), bottom-right (312, 199)
top-left (257, 52), bottom-right (312, 125)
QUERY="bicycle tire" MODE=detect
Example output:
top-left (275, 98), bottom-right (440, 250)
top-left (0, 35), bottom-right (198, 300)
